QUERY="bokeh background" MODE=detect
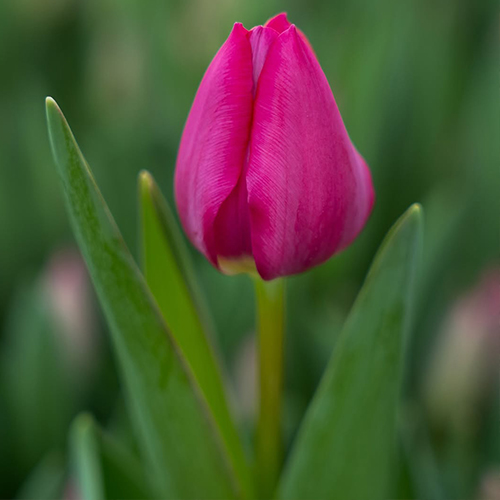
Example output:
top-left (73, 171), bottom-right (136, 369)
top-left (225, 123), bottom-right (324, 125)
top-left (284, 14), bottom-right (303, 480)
top-left (0, 0), bottom-right (498, 498)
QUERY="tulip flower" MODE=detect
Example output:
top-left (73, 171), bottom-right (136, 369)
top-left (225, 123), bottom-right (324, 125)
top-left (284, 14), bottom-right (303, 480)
top-left (175, 13), bottom-right (374, 280)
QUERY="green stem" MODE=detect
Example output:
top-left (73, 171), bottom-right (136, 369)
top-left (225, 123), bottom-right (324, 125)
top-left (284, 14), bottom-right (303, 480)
top-left (254, 277), bottom-right (285, 499)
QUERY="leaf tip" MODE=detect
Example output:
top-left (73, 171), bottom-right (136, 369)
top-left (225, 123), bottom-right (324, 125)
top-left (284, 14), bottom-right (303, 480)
top-left (45, 96), bottom-right (61, 119)
top-left (408, 202), bottom-right (423, 218)
top-left (138, 170), bottom-right (155, 204)
top-left (405, 202), bottom-right (424, 236)
top-left (139, 169), bottom-right (153, 189)
top-left (45, 95), bottom-right (57, 107)
top-left (72, 412), bottom-right (95, 434)
top-left (394, 202), bottom-right (424, 238)
top-left (45, 96), bottom-right (66, 145)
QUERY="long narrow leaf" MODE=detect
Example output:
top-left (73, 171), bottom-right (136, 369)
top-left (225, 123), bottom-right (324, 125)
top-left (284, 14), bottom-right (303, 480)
top-left (15, 452), bottom-right (65, 500)
top-left (71, 414), bottom-right (105, 500)
top-left (71, 414), bottom-right (155, 500)
top-left (139, 171), bottom-right (252, 495)
top-left (46, 97), bottom-right (242, 499)
top-left (278, 204), bottom-right (423, 499)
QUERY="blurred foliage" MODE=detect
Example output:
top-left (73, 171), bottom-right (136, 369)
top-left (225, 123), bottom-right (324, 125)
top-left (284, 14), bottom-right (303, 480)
top-left (0, 0), bottom-right (498, 497)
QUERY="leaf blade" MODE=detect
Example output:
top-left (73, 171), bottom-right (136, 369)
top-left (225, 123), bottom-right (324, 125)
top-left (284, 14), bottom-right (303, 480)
top-left (278, 204), bottom-right (423, 500)
top-left (71, 413), bottom-right (156, 500)
top-left (15, 452), bottom-right (66, 500)
top-left (139, 171), bottom-right (252, 496)
top-left (71, 414), bottom-right (105, 500)
top-left (46, 97), bottom-right (241, 499)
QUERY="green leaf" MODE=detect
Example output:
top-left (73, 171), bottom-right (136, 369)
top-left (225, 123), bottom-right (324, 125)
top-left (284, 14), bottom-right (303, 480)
top-left (278, 204), bottom-right (423, 500)
top-left (46, 97), bottom-right (244, 499)
top-left (139, 171), bottom-right (252, 495)
top-left (399, 407), bottom-right (445, 500)
top-left (15, 452), bottom-right (65, 499)
top-left (71, 414), bottom-right (104, 500)
top-left (99, 429), bottom-right (155, 499)
top-left (71, 414), bottom-right (155, 500)
top-left (1, 285), bottom-right (74, 469)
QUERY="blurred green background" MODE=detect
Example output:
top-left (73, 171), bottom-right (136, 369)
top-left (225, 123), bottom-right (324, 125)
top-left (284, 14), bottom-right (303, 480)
top-left (0, 0), bottom-right (498, 498)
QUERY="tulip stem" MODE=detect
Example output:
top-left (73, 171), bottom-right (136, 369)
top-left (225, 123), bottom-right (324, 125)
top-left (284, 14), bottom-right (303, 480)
top-left (254, 277), bottom-right (285, 499)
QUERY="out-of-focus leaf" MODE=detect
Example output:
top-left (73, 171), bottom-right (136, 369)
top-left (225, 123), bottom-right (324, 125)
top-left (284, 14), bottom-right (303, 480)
top-left (71, 414), bottom-right (104, 500)
top-left (1, 286), bottom-right (73, 472)
top-left (139, 171), bottom-right (251, 494)
top-left (46, 97), bottom-right (244, 499)
top-left (399, 406), bottom-right (445, 500)
top-left (278, 204), bottom-right (423, 500)
top-left (15, 451), bottom-right (65, 499)
top-left (99, 430), bottom-right (154, 499)
top-left (71, 413), bottom-right (154, 500)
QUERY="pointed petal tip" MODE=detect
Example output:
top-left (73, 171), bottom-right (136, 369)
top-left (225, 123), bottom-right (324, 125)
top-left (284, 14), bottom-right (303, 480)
top-left (274, 12), bottom-right (289, 21)
top-left (265, 12), bottom-right (292, 34)
top-left (288, 24), bottom-right (298, 36)
top-left (231, 22), bottom-right (249, 37)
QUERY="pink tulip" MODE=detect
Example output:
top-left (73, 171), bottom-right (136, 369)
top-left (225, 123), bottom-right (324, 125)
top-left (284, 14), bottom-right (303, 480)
top-left (424, 268), bottom-right (500, 432)
top-left (175, 13), bottom-right (374, 280)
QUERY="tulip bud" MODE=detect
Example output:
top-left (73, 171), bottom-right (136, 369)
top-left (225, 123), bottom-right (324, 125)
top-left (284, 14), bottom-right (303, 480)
top-left (478, 469), bottom-right (500, 500)
top-left (175, 13), bottom-right (374, 280)
top-left (43, 248), bottom-right (97, 377)
top-left (423, 269), bottom-right (500, 433)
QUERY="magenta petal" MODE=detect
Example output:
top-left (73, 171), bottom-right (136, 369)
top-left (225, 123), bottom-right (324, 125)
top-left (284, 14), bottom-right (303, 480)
top-left (249, 26), bottom-right (279, 90)
top-left (174, 23), bottom-right (254, 266)
top-left (212, 172), bottom-right (252, 260)
top-left (264, 13), bottom-right (292, 34)
top-left (247, 26), bottom-right (374, 280)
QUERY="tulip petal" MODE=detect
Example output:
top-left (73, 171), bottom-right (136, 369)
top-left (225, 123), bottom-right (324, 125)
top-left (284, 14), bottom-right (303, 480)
top-left (249, 26), bottom-right (279, 91)
top-left (247, 26), bottom-right (374, 280)
top-left (264, 13), bottom-right (292, 34)
top-left (212, 173), bottom-right (252, 260)
top-left (175, 23), bottom-right (254, 266)
top-left (265, 13), bottom-right (314, 53)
